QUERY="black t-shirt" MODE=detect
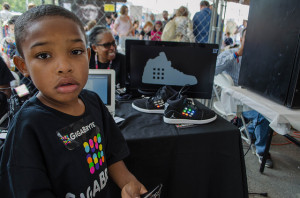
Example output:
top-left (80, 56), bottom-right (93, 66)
top-left (89, 51), bottom-right (126, 87)
top-left (140, 30), bottom-right (151, 38)
top-left (0, 89), bottom-right (129, 197)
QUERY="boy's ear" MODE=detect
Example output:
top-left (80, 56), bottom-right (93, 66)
top-left (13, 56), bottom-right (30, 77)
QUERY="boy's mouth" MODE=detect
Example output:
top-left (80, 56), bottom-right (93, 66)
top-left (56, 78), bottom-right (80, 93)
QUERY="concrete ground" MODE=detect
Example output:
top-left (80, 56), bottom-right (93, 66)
top-left (243, 133), bottom-right (300, 198)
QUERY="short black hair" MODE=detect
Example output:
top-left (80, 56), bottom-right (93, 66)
top-left (3, 3), bottom-right (10, 10)
top-left (14, 4), bottom-right (86, 58)
top-left (200, 1), bottom-right (210, 7)
top-left (88, 25), bottom-right (111, 46)
top-left (8, 15), bottom-right (19, 25)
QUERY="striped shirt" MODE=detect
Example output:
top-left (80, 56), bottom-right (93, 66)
top-left (215, 48), bottom-right (242, 86)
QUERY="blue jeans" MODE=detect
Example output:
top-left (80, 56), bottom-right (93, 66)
top-left (242, 110), bottom-right (271, 155)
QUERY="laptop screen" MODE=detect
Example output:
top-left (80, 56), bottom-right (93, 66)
top-left (126, 40), bottom-right (219, 99)
top-left (84, 69), bottom-right (115, 114)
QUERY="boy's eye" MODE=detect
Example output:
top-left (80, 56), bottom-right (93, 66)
top-left (36, 53), bottom-right (51, 59)
top-left (72, 49), bottom-right (83, 55)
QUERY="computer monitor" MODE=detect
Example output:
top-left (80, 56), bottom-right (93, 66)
top-left (125, 40), bottom-right (219, 99)
top-left (84, 69), bottom-right (115, 115)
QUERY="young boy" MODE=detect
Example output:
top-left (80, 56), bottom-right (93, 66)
top-left (0, 5), bottom-right (147, 198)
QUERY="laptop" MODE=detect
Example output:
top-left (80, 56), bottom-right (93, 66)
top-left (84, 69), bottom-right (116, 116)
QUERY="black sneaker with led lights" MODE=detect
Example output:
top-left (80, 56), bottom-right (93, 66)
top-left (163, 94), bottom-right (217, 124)
top-left (132, 86), bottom-right (177, 113)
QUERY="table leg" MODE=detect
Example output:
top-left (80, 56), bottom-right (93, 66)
top-left (260, 129), bottom-right (274, 173)
top-left (284, 134), bottom-right (300, 147)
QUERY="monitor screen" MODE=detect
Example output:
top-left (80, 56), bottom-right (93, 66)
top-left (125, 40), bottom-right (219, 99)
top-left (84, 69), bottom-right (115, 114)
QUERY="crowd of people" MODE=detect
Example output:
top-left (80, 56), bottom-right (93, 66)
top-left (0, 1), bottom-right (274, 196)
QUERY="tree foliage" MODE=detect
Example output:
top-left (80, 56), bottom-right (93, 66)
top-left (0, 0), bottom-right (55, 13)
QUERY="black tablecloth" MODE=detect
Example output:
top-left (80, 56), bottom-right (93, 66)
top-left (112, 101), bottom-right (248, 198)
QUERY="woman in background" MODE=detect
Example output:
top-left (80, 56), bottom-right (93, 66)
top-left (113, 5), bottom-right (133, 37)
top-left (161, 6), bottom-right (194, 42)
top-left (89, 26), bottom-right (126, 88)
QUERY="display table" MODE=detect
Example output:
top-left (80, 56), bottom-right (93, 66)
top-left (112, 101), bottom-right (248, 198)
top-left (220, 86), bottom-right (300, 172)
top-left (221, 86), bottom-right (300, 135)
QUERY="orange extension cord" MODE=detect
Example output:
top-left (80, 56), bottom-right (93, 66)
top-left (271, 131), bottom-right (300, 146)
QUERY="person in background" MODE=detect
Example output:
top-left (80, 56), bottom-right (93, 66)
top-left (132, 20), bottom-right (140, 37)
top-left (139, 21), bottom-right (153, 40)
top-left (0, 2), bottom-right (12, 25)
top-left (84, 20), bottom-right (97, 36)
top-left (89, 26), bottom-right (126, 88)
top-left (192, 0), bottom-right (211, 43)
top-left (149, 13), bottom-right (155, 24)
top-left (162, 10), bottom-right (169, 28)
top-left (105, 13), bottom-right (112, 29)
top-left (1, 15), bottom-right (18, 60)
top-left (0, 5), bottom-right (147, 197)
top-left (0, 2), bottom-right (13, 39)
top-left (223, 32), bottom-right (233, 47)
top-left (234, 19), bottom-right (247, 44)
top-left (215, 29), bottom-right (273, 168)
top-left (27, 2), bottom-right (36, 10)
top-left (161, 6), bottom-right (194, 42)
top-left (110, 12), bottom-right (119, 45)
top-left (151, 20), bottom-right (163, 41)
top-left (113, 5), bottom-right (133, 37)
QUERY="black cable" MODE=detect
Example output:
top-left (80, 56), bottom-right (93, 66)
top-left (249, 192), bottom-right (268, 197)
top-left (243, 143), bottom-right (252, 156)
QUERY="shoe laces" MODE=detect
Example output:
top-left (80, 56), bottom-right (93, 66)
top-left (183, 98), bottom-right (198, 110)
top-left (148, 86), bottom-right (165, 102)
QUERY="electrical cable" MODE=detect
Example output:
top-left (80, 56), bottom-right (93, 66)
top-left (271, 131), bottom-right (300, 146)
top-left (243, 143), bottom-right (252, 156)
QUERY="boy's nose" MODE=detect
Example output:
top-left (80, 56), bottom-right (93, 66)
top-left (57, 58), bottom-right (73, 74)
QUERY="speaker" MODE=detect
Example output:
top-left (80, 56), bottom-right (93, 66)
top-left (238, 0), bottom-right (300, 108)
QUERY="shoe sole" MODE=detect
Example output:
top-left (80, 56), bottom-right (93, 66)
top-left (163, 114), bottom-right (217, 124)
top-left (132, 103), bottom-right (164, 114)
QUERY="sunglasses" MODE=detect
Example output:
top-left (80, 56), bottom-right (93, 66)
top-left (95, 41), bottom-right (116, 49)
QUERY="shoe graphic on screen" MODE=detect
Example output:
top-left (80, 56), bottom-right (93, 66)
top-left (142, 52), bottom-right (197, 86)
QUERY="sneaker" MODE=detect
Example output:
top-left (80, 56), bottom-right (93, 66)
top-left (163, 94), bottom-right (217, 124)
top-left (256, 153), bottom-right (273, 168)
top-left (132, 86), bottom-right (177, 113)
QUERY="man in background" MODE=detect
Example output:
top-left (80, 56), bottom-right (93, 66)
top-left (162, 10), bottom-right (169, 28)
top-left (215, 29), bottom-right (273, 168)
top-left (193, 0), bottom-right (211, 43)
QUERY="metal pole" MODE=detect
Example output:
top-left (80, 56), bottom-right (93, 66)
top-left (215, 0), bottom-right (225, 45)
top-left (209, 0), bottom-right (219, 43)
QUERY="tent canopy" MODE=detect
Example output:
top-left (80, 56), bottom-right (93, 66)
top-left (226, 0), bottom-right (250, 5)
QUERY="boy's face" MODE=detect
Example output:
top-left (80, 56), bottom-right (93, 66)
top-left (14, 16), bottom-right (91, 107)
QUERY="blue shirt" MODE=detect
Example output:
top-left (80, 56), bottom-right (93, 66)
top-left (193, 7), bottom-right (211, 43)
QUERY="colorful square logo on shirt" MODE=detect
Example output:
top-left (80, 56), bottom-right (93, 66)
top-left (83, 133), bottom-right (105, 174)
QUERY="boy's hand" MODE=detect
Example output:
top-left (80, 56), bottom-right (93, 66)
top-left (121, 180), bottom-right (147, 198)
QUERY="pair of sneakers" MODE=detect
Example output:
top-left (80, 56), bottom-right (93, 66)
top-left (132, 86), bottom-right (217, 124)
